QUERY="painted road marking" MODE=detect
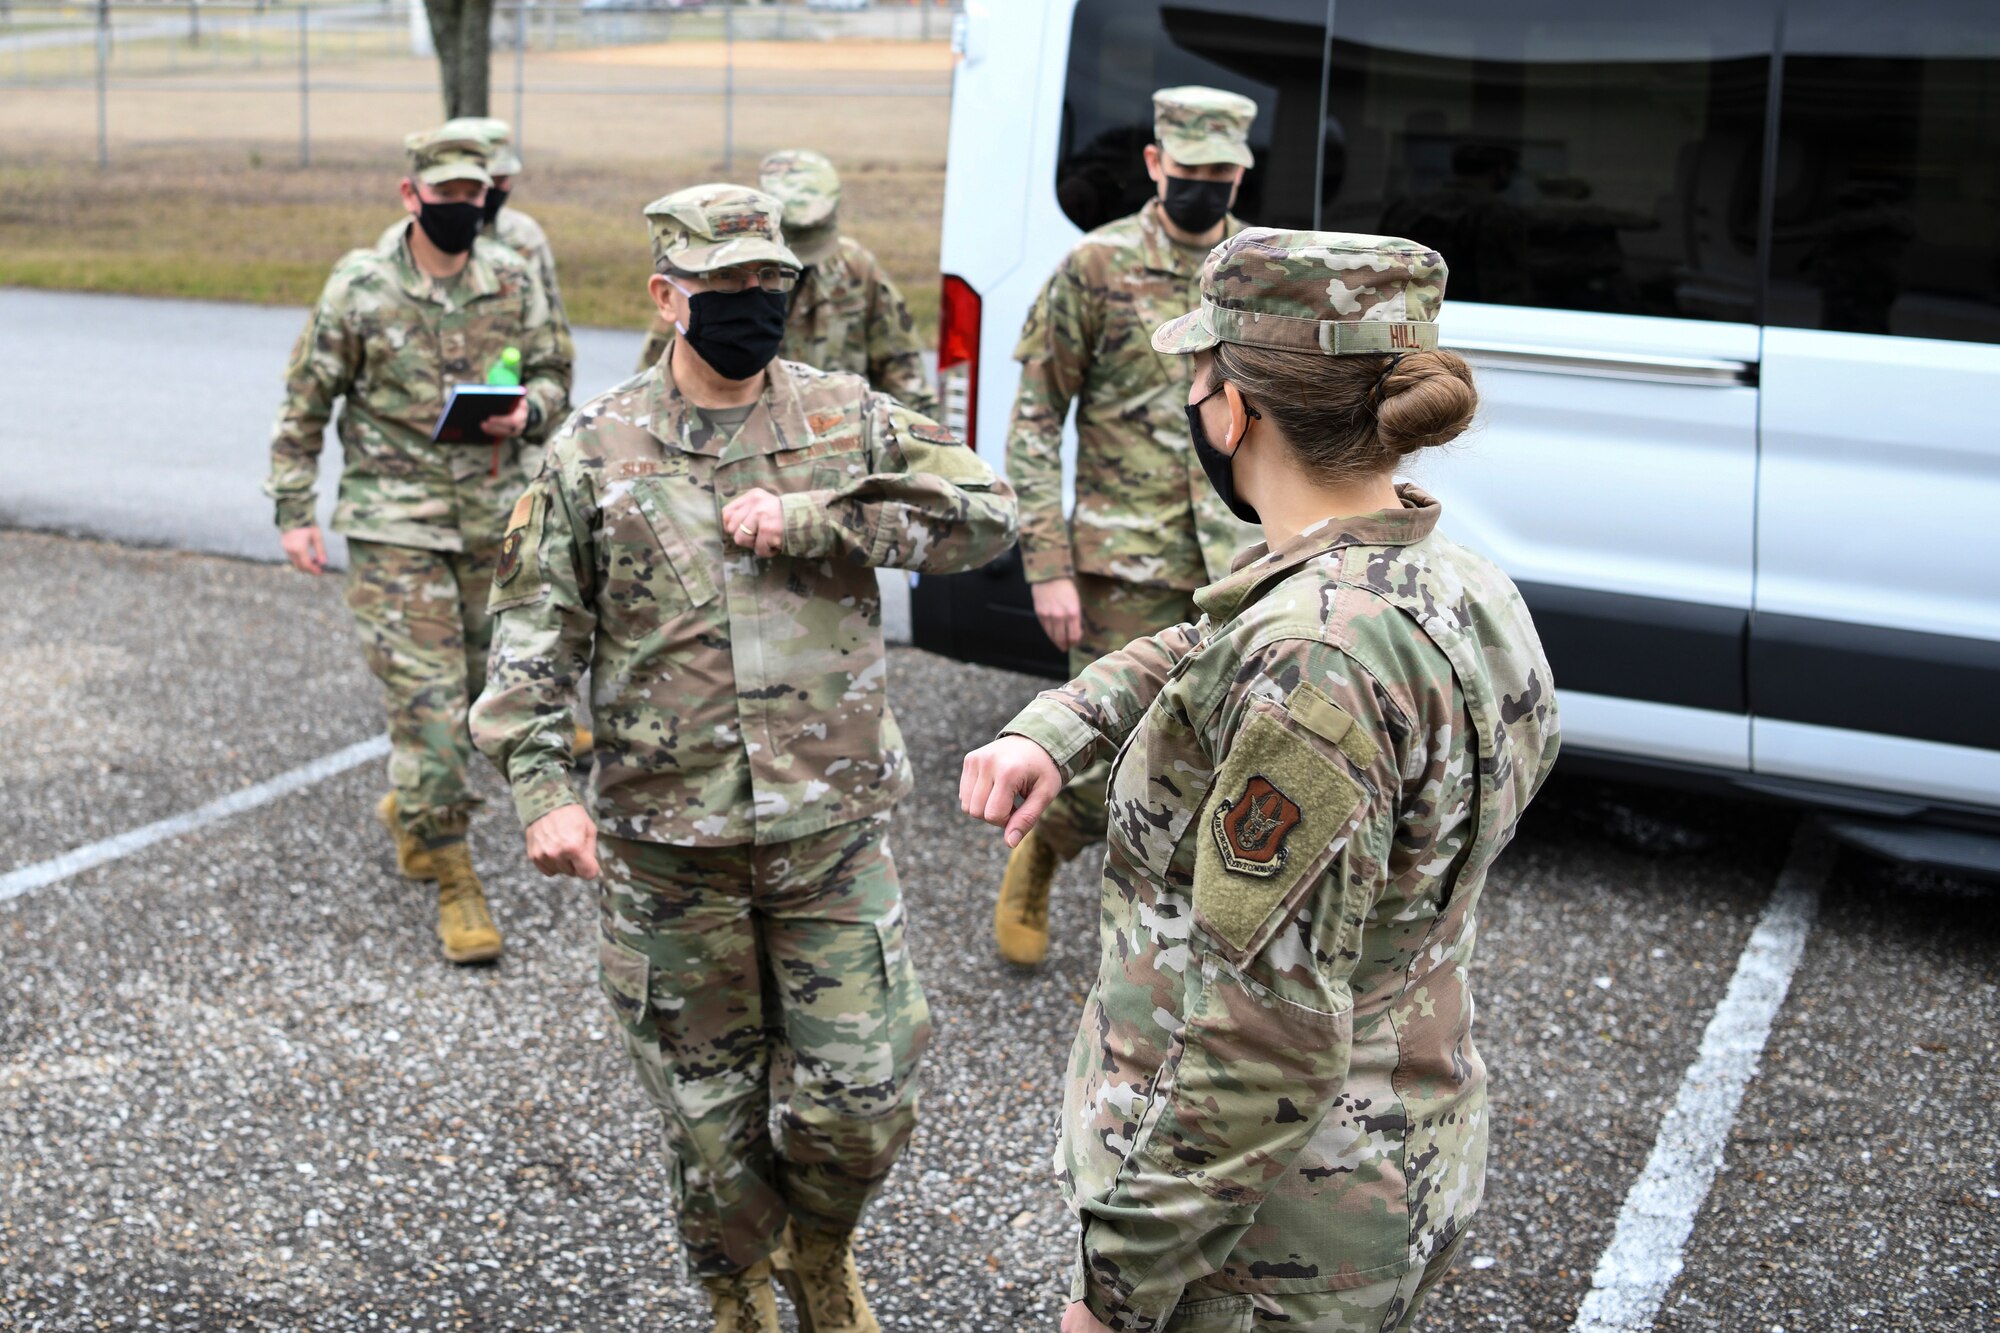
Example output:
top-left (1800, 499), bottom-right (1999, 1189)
top-left (1570, 824), bottom-right (1832, 1332)
top-left (0, 736), bottom-right (389, 905)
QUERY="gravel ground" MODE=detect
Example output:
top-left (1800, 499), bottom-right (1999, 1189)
top-left (2, 531), bottom-right (1996, 1331)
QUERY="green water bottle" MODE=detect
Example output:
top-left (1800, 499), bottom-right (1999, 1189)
top-left (487, 346), bottom-right (522, 386)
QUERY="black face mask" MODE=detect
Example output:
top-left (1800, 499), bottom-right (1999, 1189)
top-left (416, 199), bottom-right (483, 255)
top-left (1161, 175), bottom-right (1235, 234)
top-left (481, 186), bottom-right (511, 227)
top-left (1186, 384), bottom-right (1262, 524)
top-left (681, 287), bottom-right (791, 381)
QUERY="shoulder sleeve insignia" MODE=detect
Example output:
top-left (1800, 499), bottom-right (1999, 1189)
top-left (907, 421), bottom-right (962, 446)
top-left (494, 488), bottom-right (543, 588)
top-left (1211, 775), bottom-right (1303, 877)
top-left (1193, 707), bottom-right (1366, 959)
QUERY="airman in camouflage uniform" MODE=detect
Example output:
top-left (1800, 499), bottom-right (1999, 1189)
top-left (378, 116), bottom-right (576, 416)
top-left (635, 150), bottom-right (940, 417)
top-left (470, 184), bottom-right (1016, 1333)
top-left (268, 128), bottom-right (572, 964)
top-left (963, 230), bottom-right (1561, 1331)
top-left (993, 86), bottom-right (1263, 966)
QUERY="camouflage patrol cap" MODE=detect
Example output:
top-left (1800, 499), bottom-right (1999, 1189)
top-left (1153, 85), bottom-right (1257, 168)
top-left (643, 183), bottom-right (802, 275)
top-left (759, 149), bottom-right (841, 229)
top-left (404, 127), bottom-right (492, 188)
top-left (1152, 228), bottom-right (1446, 357)
top-left (439, 116), bottom-right (522, 176)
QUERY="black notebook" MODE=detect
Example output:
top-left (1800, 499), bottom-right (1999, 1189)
top-left (431, 385), bottom-right (527, 444)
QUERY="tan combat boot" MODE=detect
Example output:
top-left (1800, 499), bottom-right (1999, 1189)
top-left (374, 793), bottom-right (434, 880)
top-left (992, 827), bottom-right (1058, 966)
top-left (774, 1220), bottom-right (879, 1333)
top-left (699, 1258), bottom-right (782, 1333)
top-left (430, 842), bottom-right (502, 964)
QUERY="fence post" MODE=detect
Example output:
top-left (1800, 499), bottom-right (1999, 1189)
top-left (298, 4), bottom-right (310, 168)
top-left (514, 2), bottom-right (527, 150)
top-left (94, 0), bottom-right (109, 168)
top-left (722, 0), bottom-right (734, 173)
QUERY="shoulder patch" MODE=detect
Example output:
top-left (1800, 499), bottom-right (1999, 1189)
top-left (493, 487), bottom-right (543, 590)
top-left (1212, 775), bottom-right (1304, 877)
top-left (1194, 708), bottom-right (1365, 960)
top-left (907, 421), bottom-right (961, 446)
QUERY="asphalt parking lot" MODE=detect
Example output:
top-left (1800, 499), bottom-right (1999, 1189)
top-left (1, 529), bottom-right (1996, 1332)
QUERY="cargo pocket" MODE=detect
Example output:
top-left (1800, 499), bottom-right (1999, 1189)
top-left (1164, 1294), bottom-right (1254, 1333)
top-left (872, 899), bottom-right (932, 1092)
top-left (597, 933), bottom-right (652, 1039)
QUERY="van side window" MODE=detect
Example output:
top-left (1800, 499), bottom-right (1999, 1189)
top-left (1058, 0), bottom-right (1328, 235)
top-left (1319, 1), bottom-right (1774, 323)
top-left (1767, 0), bottom-right (2000, 345)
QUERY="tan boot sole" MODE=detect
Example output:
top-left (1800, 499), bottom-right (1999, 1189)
top-left (441, 935), bottom-right (503, 965)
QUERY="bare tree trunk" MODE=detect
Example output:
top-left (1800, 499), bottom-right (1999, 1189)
top-left (423, 0), bottom-right (492, 118)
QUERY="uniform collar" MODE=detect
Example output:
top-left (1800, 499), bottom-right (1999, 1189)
top-left (641, 355), bottom-right (809, 460)
top-left (1194, 484), bottom-right (1443, 624)
top-left (1136, 197), bottom-right (1242, 277)
top-left (390, 222), bottom-right (500, 306)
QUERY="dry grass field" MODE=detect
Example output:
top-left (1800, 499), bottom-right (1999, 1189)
top-left (0, 40), bottom-right (951, 331)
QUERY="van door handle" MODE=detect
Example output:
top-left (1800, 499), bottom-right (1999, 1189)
top-left (1444, 338), bottom-right (1758, 387)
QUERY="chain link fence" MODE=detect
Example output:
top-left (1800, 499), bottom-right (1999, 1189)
top-left (0, 0), bottom-right (959, 169)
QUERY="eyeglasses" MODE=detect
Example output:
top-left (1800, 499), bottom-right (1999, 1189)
top-left (698, 264), bottom-right (800, 294)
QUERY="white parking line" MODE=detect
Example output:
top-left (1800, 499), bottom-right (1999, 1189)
top-left (1570, 825), bottom-right (1832, 1332)
top-left (0, 736), bottom-right (389, 905)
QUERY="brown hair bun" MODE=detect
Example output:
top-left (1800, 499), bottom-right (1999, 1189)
top-left (1375, 350), bottom-right (1479, 456)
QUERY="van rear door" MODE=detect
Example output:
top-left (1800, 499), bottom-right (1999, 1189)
top-left (1752, 0), bottom-right (2000, 813)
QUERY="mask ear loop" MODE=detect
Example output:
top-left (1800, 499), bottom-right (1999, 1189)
top-left (1222, 381), bottom-right (1262, 451)
top-left (1369, 353), bottom-right (1407, 412)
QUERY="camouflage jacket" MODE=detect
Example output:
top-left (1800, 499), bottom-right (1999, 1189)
top-left (1002, 488), bottom-right (1560, 1329)
top-left (268, 221), bottom-right (572, 551)
top-left (636, 236), bottom-right (939, 417)
top-left (1009, 199), bottom-right (1258, 590)
top-left (376, 205), bottom-right (576, 426)
top-left (470, 359), bottom-right (1017, 847)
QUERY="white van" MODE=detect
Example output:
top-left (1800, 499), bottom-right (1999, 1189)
top-left (914, 0), bottom-right (2000, 870)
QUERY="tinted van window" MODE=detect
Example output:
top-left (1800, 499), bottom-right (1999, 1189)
top-left (1058, 0), bottom-right (1328, 235)
top-left (1320, 0), bottom-right (1774, 322)
top-left (1767, 0), bottom-right (2000, 344)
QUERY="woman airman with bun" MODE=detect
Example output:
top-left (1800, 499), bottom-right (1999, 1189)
top-left (963, 229), bottom-right (1562, 1333)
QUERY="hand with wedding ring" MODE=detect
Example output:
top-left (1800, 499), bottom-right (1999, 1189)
top-left (720, 487), bottom-right (787, 558)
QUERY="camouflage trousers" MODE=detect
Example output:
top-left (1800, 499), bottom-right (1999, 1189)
top-left (596, 812), bottom-right (932, 1278)
top-left (1161, 1233), bottom-right (1463, 1331)
top-left (1037, 575), bottom-right (1201, 862)
top-left (343, 538), bottom-right (497, 846)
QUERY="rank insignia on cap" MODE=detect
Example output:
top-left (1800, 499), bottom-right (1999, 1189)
top-left (1211, 775), bottom-right (1302, 877)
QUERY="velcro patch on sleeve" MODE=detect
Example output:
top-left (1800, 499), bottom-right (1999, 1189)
top-left (491, 484), bottom-right (546, 603)
top-left (1284, 680), bottom-right (1380, 770)
top-left (907, 421), bottom-right (962, 446)
top-left (1194, 709), bottom-right (1364, 959)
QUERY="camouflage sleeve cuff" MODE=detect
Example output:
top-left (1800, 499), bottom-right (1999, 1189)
top-left (1021, 539), bottom-right (1076, 584)
top-left (273, 495), bottom-right (318, 532)
top-left (780, 489), bottom-right (838, 560)
top-left (511, 764), bottom-right (582, 831)
top-left (1001, 697), bottom-right (1100, 783)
